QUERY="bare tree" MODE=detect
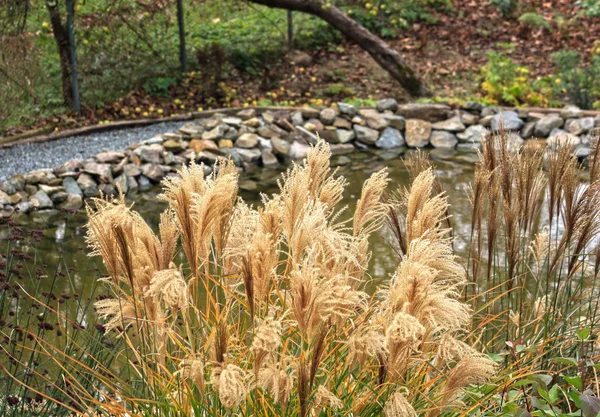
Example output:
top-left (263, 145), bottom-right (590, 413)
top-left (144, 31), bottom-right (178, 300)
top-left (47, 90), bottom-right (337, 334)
top-left (247, 0), bottom-right (432, 97)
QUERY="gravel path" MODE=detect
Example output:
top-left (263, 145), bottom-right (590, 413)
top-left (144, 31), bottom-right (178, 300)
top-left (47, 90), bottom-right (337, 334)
top-left (0, 121), bottom-right (188, 181)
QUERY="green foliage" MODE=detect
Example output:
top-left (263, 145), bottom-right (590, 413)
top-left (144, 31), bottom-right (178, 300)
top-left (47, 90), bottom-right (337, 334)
top-left (480, 44), bottom-right (551, 106)
top-left (518, 12), bottom-right (551, 31)
top-left (489, 0), bottom-right (519, 16)
top-left (577, 0), bottom-right (600, 17)
top-left (142, 77), bottom-right (177, 98)
top-left (323, 83), bottom-right (355, 97)
top-left (552, 50), bottom-right (600, 109)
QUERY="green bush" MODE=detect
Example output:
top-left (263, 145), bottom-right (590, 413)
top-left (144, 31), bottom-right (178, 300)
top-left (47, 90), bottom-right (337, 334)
top-left (518, 12), bottom-right (550, 31)
top-left (552, 50), bottom-right (600, 109)
top-left (576, 0), bottom-right (600, 16)
top-left (480, 44), bottom-right (551, 106)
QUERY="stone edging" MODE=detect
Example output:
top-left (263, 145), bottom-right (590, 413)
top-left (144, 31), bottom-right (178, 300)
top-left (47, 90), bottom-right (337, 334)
top-left (0, 100), bottom-right (596, 219)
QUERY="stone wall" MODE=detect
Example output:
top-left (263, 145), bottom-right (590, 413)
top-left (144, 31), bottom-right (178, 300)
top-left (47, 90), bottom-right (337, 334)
top-left (0, 100), bottom-right (596, 219)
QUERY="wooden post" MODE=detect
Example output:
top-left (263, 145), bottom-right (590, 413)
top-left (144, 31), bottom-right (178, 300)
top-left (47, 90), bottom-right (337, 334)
top-left (287, 9), bottom-right (293, 51)
top-left (65, 0), bottom-right (80, 112)
top-left (177, 0), bottom-right (187, 73)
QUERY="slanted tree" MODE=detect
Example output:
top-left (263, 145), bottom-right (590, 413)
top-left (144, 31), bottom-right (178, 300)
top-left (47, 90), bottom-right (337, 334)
top-left (247, 0), bottom-right (432, 97)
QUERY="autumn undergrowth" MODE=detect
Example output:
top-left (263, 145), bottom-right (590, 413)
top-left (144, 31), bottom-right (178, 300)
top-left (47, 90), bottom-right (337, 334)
top-left (3, 133), bottom-right (600, 416)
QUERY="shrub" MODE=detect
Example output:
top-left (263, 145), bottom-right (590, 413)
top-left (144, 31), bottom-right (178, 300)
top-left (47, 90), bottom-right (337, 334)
top-left (518, 12), bottom-right (551, 31)
top-left (552, 50), bottom-right (600, 109)
top-left (489, 0), bottom-right (519, 16)
top-left (576, 0), bottom-right (600, 16)
top-left (480, 44), bottom-right (551, 106)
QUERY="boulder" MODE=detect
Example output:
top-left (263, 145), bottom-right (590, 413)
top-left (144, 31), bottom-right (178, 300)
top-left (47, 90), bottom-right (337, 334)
top-left (547, 130), bottom-right (581, 149)
top-left (565, 117), bottom-right (594, 136)
top-left (0, 190), bottom-right (11, 206)
top-left (376, 98), bottom-right (399, 113)
top-left (462, 101), bottom-right (484, 111)
top-left (336, 129), bottom-right (356, 144)
top-left (31, 190), bottom-right (53, 209)
top-left (534, 115), bottom-right (563, 138)
top-left (59, 195), bottom-right (83, 210)
top-left (271, 137), bottom-right (291, 157)
top-left (337, 102), bottom-right (357, 117)
top-left (330, 143), bottom-right (355, 155)
top-left (460, 112), bottom-right (478, 126)
top-left (320, 108), bottom-right (337, 125)
top-left (405, 119), bottom-right (432, 148)
top-left (490, 111), bottom-right (524, 131)
top-left (77, 174), bottom-right (98, 197)
top-left (375, 127), bottom-right (404, 149)
top-left (96, 151), bottom-right (124, 164)
top-left (236, 133), bottom-right (260, 149)
top-left (561, 105), bottom-right (584, 119)
top-left (521, 122), bottom-right (535, 139)
top-left (430, 131), bottom-right (458, 149)
top-left (62, 176), bottom-right (83, 197)
top-left (141, 163), bottom-right (166, 182)
top-left (358, 109), bottom-right (389, 130)
top-left (432, 116), bottom-right (465, 132)
top-left (189, 139), bottom-right (219, 153)
top-left (134, 144), bottom-right (163, 164)
top-left (383, 114), bottom-right (406, 130)
top-left (163, 139), bottom-right (186, 153)
top-left (83, 162), bottom-right (113, 181)
top-left (202, 124), bottom-right (229, 141)
top-left (289, 141), bottom-right (311, 160)
top-left (353, 125), bottom-right (379, 145)
top-left (396, 103), bottom-right (452, 122)
top-left (237, 148), bottom-right (262, 163)
top-left (261, 150), bottom-right (279, 168)
top-left (291, 111), bottom-right (304, 126)
top-left (237, 108), bottom-right (256, 120)
top-left (222, 117), bottom-right (243, 128)
top-left (333, 117), bottom-right (352, 129)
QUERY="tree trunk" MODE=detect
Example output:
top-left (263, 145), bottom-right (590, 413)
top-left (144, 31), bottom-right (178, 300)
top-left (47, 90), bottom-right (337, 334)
top-left (46, 1), bottom-right (73, 107)
top-left (247, 0), bottom-right (432, 97)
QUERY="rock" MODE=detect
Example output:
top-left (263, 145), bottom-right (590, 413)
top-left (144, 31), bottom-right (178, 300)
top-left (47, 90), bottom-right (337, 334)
top-left (565, 117), bottom-right (594, 136)
top-left (202, 124), bottom-right (229, 141)
top-left (289, 141), bottom-right (311, 160)
top-left (375, 127), bottom-right (404, 149)
top-left (55, 159), bottom-right (83, 177)
top-left (329, 143), bottom-right (355, 155)
top-left (561, 105), bottom-right (584, 119)
top-left (336, 129), bottom-right (356, 144)
top-left (59, 194), bottom-right (83, 210)
top-left (462, 101), bottom-right (484, 111)
top-left (521, 121), bottom-right (535, 139)
top-left (4, 174), bottom-right (25, 193)
top-left (134, 144), bottom-right (164, 164)
top-left (534, 115), bottom-right (563, 137)
top-left (83, 162), bottom-right (113, 181)
top-left (320, 108), bottom-right (337, 125)
top-left (258, 125), bottom-right (285, 138)
top-left (595, 115), bottom-right (600, 128)
top-left (547, 130), bottom-right (581, 149)
top-left (221, 148), bottom-right (243, 166)
top-left (237, 148), bottom-right (262, 163)
top-left (297, 126), bottom-right (319, 144)
top-left (127, 176), bottom-right (139, 192)
top-left (163, 139), bottom-right (186, 153)
top-left (287, 50), bottom-right (312, 66)
top-left (0, 190), bottom-right (11, 205)
top-left (479, 115), bottom-right (494, 127)
top-left (258, 137), bottom-right (273, 152)
top-left (96, 151), bottom-right (124, 163)
top-left (261, 150), bottom-right (279, 168)
top-left (15, 201), bottom-right (33, 214)
top-left (430, 131), bottom-right (458, 149)
top-left (77, 174), bottom-right (98, 197)
top-left (460, 112), bottom-right (478, 126)
top-left (50, 191), bottom-right (68, 204)
top-left (196, 151), bottom-right (220, 165)
top-left (38, 184), bottom-right (63, 196)
top-left (508, 132), bottom-right (525, 148)
top-left (114, 174), bottom-right (128, 194)
top-left (353, 125), bottom-right (379, 145)
top-left (432, 116), bottom-right (465, 132)
top-left (178, 124), bottom-right (204, 138)
top-left (305, 119), bottom-right (324, 132)
top-left (218, 139), bottom-right (234, 148)
top-left (138, 176), bottom-right (152, 190)
top-left (337, 102), bottom-right (357, 117)
top-left (481, 106), bottom-right (500, 117)
top-left (405, 119), bottom-right (432, 148)
top-left (527, 112), bottom-right (547, 122)
top-left (270, 137), bottom-right (291, 157)
top-left (236, 133), bottom-right (260, 148)
top-left (300, 107), bottom-right (320, 119)
top-left (123, 164), bottom-right (142, 177)
top-left (358, 109), bottom-right (389, 130)
top-left (376, 98), bottom-right (398, 113)
top-left (224, 127), bottom-right (239, 140)
top-left (223, 117), bottom-right (243, 128)
top-left (490, 111), bottom-right (524, 131)
top-left (383, 114), bottom-right (406, 130)
top-left (333, 117), bottom-right (352, 129)
top-left (141, 164), bottom-right (166, 182)
top-left (31, 190), bottom-right (53, 209)
top-left (189, 139), bottom-right (219, 153)
top-left (291, 111), bottom-right (304, 126)
top-left (62, 177), bottom-right (82, 197)
top-left (237, 108), bottom-right (256, 120)
top-left (396, 103), bottom-right (452, 122)
top-left (576, 146), bottom-right (591, 159)
top-left (25, 170), bottom-right (54, 185)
